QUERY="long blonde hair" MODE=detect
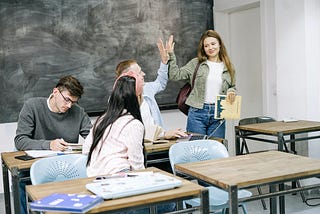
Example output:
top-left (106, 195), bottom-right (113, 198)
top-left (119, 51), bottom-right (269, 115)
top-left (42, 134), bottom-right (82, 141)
top-left (197, 30), bottom-right (235, 84)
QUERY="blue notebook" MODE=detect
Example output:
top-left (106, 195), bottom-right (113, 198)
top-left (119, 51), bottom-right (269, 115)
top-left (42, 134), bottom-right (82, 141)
top-left (30, 193), bottom-right (103, 213)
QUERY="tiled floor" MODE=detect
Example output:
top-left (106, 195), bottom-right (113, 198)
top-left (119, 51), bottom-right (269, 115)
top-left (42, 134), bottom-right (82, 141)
top-left (245, 188), bottom-right (320, 214)
top-left (1, 189), bottom-right (320, 213)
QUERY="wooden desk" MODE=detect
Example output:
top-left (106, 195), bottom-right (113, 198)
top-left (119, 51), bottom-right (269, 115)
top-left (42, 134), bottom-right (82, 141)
top-left (1, 151), bottom-right (39, 214)
top-left (26, 167), bottom-right (209, 214)
top-left (175, 151), bottom-right (320, 214)
top-left (235, 120), bottom-right (320, 155)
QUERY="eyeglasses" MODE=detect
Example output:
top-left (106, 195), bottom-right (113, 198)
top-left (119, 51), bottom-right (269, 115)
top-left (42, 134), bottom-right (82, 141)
top-left (59, 91), bottom-right (78, 105)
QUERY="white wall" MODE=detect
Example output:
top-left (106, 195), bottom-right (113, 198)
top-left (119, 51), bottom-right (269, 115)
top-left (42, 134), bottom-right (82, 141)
top-left (214, 0), bottom-right (320, 154)
top-left (303, 0), bottom-right (320, 158)
top-left (0, 123), bottom-right (17, 194)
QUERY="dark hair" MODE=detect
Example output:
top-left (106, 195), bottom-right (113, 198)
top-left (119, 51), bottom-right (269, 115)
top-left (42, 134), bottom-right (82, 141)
top-left (86, 75), bottom-right (143, 166)
top-left (115, 59), bottom-right (137, 77)
top-left (197, 30), bottom-right (235, 84)
top-left (56, 75), bottom-right (84, 98)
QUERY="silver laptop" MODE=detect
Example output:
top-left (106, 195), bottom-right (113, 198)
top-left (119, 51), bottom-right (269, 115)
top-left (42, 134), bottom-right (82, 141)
top-left (177, 134), bottom-right (207, 142)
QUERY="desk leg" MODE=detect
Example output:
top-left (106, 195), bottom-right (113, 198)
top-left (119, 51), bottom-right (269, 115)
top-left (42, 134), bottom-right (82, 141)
top-left (269, 184), bottom-right (277, 214)
top-left (235, 127), bottom-right (241, 155)
top-left (200, 188), bottom-right (209, 214)
top-left (278, 133), bottom-right (284, 152)
top-left (11, 167), bottom-right (22, 214)
top-left (279, 183), bottom-right (285, 214)
top-left (2, 161), bottom-right (12, 214)
top-left (290, 134), bottom-right (296, 154)
top-left (229, 185), bottom-right (238, 214)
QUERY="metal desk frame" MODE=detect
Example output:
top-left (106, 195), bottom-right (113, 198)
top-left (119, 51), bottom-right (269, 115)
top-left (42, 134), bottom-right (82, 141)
top-left (175, 151), bottom-right (320, 214)
top-left (2, 151), bottom-right (37, 214)
top-left (235, 120), bottom-right (320, 155)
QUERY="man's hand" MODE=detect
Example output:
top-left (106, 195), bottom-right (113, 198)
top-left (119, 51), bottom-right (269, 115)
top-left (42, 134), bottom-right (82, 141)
top-left (157, 38), bottom-right (169, 64)
top-left (50, 138), bottom-right (68, 151)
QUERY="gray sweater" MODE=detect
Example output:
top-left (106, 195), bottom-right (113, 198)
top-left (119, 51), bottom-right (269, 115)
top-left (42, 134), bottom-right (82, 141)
top-left (14, 97), bottom-right (92, 150)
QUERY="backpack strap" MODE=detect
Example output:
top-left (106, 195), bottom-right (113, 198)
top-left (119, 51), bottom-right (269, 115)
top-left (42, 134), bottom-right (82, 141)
top-left (190, 62), bottom-right (201, 90)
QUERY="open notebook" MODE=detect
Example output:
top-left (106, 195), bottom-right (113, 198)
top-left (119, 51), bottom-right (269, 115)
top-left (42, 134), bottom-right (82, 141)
top-left (86, 172), bottom-right (182, 199)
top-left (144, 124), bottom-right (170, 144)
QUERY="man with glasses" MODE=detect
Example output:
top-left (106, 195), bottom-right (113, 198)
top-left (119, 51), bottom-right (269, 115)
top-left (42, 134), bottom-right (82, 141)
top-left (15, 75), bottom-right (92, 151)
top-left (14, 75), bottom-right (92, 214)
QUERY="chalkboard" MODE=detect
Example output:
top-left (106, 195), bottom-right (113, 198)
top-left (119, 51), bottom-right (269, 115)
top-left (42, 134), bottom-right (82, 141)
top-left (0, 0), bottom-right (213, 123)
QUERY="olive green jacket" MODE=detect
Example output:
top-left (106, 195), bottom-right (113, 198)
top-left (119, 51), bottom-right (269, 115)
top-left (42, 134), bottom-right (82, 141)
top-left (168, 53), bottom-right (236, 109)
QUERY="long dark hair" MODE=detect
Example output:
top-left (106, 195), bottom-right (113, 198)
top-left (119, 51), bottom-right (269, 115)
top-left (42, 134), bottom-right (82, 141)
top-left (86, 76), bottom-right (143, 166)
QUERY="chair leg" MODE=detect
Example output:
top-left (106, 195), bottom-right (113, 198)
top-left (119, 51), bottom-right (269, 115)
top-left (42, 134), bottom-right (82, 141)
top-left (283, 143), bottom-right (290, 153)
top-left (222, 208), bottom-right (227, 214)
top-left (221, 204), bottom-right (249, 214)
top-left (296, 180), bottom-right (307, 203)
top-left (257, 186), bottom-right (267, 210)
top-left (240, 139), bottom-right (250, 155)
top-left (240, 203), bottom-right (248, 214)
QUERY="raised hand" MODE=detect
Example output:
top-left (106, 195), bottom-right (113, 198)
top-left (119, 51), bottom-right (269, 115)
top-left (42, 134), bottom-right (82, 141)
top-left (157, 38), bottom-right (168, 64)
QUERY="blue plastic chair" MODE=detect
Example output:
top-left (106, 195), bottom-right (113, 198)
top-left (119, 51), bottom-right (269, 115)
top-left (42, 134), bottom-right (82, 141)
top-left (30, 154), bottom-right (88, 185)
top-left (169, 140), bottom-right (252, 214)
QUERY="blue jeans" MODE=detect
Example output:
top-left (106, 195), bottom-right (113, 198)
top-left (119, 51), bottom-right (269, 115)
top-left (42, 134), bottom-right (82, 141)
top-left (187, 104), bottom-right (225, 139)
top-left (19, 179), bottom-right (30, 214)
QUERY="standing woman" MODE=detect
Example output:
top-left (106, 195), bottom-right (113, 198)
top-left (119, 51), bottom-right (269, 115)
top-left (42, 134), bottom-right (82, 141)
top-left (83, 71), bottom-right (145, 177)
top-left (167, 30), bottom-right (236, 138)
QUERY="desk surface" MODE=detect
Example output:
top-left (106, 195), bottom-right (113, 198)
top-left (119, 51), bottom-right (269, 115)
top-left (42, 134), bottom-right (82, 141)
top-left (175, 151), bottom-right (320, 189)
top-left (1, 151), bottom-right (37, 171)
top-left (144, 140), bottom-right (176, 153)
top-left (235, 120), bottom-right (320, 135)
top-left (26, 167), bottom-right (207, 213)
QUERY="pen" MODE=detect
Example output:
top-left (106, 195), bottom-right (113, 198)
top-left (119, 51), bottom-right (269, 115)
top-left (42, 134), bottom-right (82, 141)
top-left (93, 173), bottom-right (139, 182)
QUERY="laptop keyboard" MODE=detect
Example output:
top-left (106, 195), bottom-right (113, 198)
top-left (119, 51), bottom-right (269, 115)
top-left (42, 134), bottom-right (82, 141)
top-left (189, 135), bottom-right (207, 141)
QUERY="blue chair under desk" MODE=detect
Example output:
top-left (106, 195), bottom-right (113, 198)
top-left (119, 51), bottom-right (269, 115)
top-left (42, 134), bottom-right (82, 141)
top-left (30, 153), bottom-right (88, 185)
top-left (169, 139), bottom-right (252, 214)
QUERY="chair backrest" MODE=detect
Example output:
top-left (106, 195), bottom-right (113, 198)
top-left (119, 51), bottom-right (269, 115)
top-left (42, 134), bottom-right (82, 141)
top-left (30, 154), bottom-right (88, 185)
top-left (239, 116), bottom-right (275, 126)
top-left (169, 140), bottom-right (229, 175)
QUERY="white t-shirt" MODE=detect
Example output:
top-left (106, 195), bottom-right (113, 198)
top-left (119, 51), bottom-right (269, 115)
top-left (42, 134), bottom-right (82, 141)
top-left (204, 61), bottom-right (224, 104)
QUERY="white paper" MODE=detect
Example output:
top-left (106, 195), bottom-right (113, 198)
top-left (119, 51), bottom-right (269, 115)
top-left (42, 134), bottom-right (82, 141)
top-left (25, 150), bottom-right (72, 158)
